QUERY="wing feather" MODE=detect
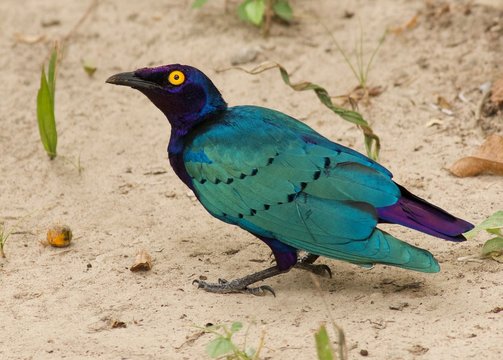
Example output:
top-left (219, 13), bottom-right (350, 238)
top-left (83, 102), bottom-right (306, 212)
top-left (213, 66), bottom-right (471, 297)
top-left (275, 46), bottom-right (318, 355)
top-left (182, 106), bottom-right (438, 272)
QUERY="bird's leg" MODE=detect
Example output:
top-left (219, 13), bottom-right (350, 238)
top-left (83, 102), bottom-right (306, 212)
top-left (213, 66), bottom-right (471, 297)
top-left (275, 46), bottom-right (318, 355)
top-left (299, 253), bottom-right (319, 264)
top-left (194, 237), bottom-right (297, 296)
top-left (193, 240), bottom-right (331, 296)
top-left (295, 253), bottom-right (332, 278)
top-left (193, 266), bottom-right (284, 296)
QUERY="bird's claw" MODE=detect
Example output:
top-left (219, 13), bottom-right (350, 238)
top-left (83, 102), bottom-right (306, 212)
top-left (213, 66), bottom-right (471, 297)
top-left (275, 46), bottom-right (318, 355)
top-left (245, 285), bottom-right (276, 297)
top-left (193, 278), bottom-right (275, 297)
top-left (310, 264), bottom-right (332, 278)
top-left (295, 262), bottom-right (333, 279)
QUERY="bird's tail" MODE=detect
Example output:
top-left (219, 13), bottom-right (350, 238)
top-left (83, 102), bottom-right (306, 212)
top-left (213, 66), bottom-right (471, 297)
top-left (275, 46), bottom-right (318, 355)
top-left (376, 184), bottom-right (474, 242)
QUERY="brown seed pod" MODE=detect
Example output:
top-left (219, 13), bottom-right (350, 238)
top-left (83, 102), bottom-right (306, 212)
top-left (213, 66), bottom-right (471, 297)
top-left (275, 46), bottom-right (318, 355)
top-left (46, 225), bottom-right (72, 248)
top-left (130, 249), bottom-right (152, 272)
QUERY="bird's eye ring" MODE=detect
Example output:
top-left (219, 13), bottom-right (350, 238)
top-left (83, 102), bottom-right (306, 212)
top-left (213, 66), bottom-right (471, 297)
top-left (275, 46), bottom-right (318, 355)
top-left (168, 70), bottom-right (185, 86)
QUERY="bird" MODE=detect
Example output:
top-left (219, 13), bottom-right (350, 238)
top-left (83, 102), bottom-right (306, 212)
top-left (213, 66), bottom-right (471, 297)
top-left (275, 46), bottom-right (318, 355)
top-left (107, 64), bottom-right (474, 296)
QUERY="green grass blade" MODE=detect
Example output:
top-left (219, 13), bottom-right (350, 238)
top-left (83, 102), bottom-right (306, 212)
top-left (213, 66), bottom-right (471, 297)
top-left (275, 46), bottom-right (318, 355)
top-left (192, 0), bottom-right (208, 8)
top-left (48, 46), bottom-right (58, 101)
top-left (225, 62), bottom-right (381, 160)
top-left (37, 67), bottom-right (57, 159)
top-left (273, 0), bottom-right (293, 21)
top-left (315, 325), bottom-right (334, 360)
top-left (364, 30), bottom-right (386, 87)
top-left (320, 23), bottom-right (360, 86)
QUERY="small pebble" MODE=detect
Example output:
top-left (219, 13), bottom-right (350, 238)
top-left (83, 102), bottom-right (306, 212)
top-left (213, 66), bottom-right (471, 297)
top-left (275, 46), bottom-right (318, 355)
top-left (230, 47), bottom-right (260, 66)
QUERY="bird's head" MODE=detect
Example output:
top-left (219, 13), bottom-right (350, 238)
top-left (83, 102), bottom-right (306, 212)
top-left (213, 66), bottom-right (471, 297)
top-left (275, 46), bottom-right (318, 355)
top-left (107, 64), bottom-right (227, 132)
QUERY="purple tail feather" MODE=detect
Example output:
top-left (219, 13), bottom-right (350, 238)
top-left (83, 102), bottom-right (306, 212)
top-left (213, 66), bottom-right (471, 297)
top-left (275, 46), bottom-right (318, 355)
top-left (376, 184), bottom-right (474, 242)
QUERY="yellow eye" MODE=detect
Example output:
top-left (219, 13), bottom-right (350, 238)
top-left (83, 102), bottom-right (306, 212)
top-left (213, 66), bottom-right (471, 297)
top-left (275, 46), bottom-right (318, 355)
top-left (168, 70), bottom-right (185, 86)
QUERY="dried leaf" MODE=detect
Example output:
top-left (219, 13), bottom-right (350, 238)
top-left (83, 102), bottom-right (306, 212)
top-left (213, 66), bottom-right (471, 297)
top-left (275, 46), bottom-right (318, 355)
top-left (130, 249), bottom-right (153, 272)
top-left (449, 134), bottom-right (503, 177)
top-left (436, 95), bottom-right (453, 110)
top-left (490, 76), bottom-right (503, 105)
top-left (390, 14), bottom-right (420, 35)
top-left (405, 14), bottom-right (419, 30)
top-left (426, 118), bottom-right (443, 127)
top-left (408, 344), bottom-right (429, 355)
top-left (111, 320), bottom-right (127, 328)
top-left (14, 33), bottom-right (45, 44)
top-left (41, 19), bottom-right (61, 27)
top-left (368, 85), bottom-right (385, 97)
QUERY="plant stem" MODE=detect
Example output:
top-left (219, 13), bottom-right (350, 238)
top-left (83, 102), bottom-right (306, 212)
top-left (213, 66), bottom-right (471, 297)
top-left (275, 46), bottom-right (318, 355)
top-left (263, 0), bottom-right (274, 36)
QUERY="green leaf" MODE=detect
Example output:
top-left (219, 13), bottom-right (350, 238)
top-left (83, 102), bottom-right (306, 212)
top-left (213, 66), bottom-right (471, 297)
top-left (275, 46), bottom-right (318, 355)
top-left (244, 0), bottom-right (265, 26)
top-left (464, 211), bottom-right (503, 239)
top-left (192, 0), bottom-right (208, 8)
top-left (206, 337), bottom-right (234, 358)
top-left (315, 325), bottom-right (334, 360)
top-left (481, 236), bottom-right (503, 262)
top-left (47, 46), bottom-right (57, 101)
top-left (230, 322), bottom-right (243, 333)
top-left (37, 67), bottom-right (57, 159)
top-left (273, 0), bottom-right (292, 21)
top-left (245, 347), bottom-right (256, 358)
top-left (82, 61), bottom-right (97, 77)
top-left (237, 1), bottom-right (250, 22)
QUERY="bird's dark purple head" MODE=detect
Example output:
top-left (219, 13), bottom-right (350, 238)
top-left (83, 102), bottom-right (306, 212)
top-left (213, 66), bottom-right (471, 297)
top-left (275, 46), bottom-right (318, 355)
top-left (107, 64), bottom-right (227, 133)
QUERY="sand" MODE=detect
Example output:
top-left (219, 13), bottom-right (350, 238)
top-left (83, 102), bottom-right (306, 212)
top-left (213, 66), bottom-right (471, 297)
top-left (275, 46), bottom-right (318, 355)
top-left (1, 0), bottom-right (502, 359)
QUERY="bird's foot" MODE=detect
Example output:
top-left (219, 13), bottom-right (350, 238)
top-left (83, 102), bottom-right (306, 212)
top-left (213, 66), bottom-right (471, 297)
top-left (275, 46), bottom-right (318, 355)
top-left (192, 266), bottom-right (283, 296)
top-left (193, 278), bottom-right (275, 296)
top-left (295, 262), bottom-right (332, 278)
top-left (295, 254), bottom-right (332, 278)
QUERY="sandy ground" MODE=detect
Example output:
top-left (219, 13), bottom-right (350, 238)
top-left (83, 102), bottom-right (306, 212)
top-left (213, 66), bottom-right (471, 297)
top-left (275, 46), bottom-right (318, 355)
top-left (1, 0), bottom-right (503, 359)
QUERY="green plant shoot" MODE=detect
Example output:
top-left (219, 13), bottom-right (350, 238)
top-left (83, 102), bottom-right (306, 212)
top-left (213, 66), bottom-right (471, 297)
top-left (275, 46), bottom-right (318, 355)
top-left (315, 325), bottom-right (334, 360)
top-left (222, 62), bottom-right (380, 160)
top-left (192, 0), bottom-right (208, 8)
top-left (464, 211), bottom-right (503, 262)
top-left (0, 223), bottom-right (12, 258)
top-left (202, 321), bottom-right (264, 359)
top-left (193, 0), bottom-right (293, 34)
top-left (37, 45), bottom-right (58, 159)
top-left (323, 21), bottom-right (386, 91)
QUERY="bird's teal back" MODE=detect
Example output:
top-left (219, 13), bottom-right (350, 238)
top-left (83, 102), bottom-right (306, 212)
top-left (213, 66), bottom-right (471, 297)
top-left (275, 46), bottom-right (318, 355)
top-left (183, 106), bottom-right (439, 273)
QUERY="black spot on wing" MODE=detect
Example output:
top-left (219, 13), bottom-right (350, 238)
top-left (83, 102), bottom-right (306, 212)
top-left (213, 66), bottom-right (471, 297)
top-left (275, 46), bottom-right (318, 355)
top-left (287, 193), bottom-right (296, 203)
top-left (313, 170), bottom-right (321, 180)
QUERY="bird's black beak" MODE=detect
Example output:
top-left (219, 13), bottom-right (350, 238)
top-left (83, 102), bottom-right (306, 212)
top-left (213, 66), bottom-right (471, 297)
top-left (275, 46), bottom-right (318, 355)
top-left (106, 71), bottom-right (161, 91)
